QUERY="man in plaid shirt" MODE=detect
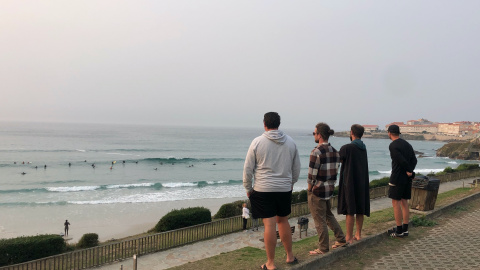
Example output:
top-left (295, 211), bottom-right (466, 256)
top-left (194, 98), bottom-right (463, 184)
top-left (307, 122), bottom-right (347, 255)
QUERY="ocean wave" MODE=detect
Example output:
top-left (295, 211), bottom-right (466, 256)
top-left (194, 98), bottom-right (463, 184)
top-left (46, 186), bottom-right (101, 192)
top-left (415, 168), bottom-right (444, 173)
top-left (39, 180), bottom-right (86, 185)
top-left (0, 180), bottom-right (243, 194)
top-left (106, 153), bottom-right (141, 157)
top-left (0, 201), bottom-right (68, 207)
top-left (376, 168), bottom-right (445, 174)
top-left (0, 188), bottom-right (48, 194)
top-left (142, 157), bottom-right (244, 164)
top-left (68, 186), bottom-right (246, 205)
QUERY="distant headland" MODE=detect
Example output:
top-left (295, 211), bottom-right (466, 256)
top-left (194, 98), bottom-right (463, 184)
top-left (337, 118), bottom-right (480, 142)
top-left (336, 119), bottom-right (480, 161)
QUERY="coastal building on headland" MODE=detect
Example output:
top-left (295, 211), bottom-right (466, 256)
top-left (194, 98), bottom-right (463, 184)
top-left (438, 122), bottom-right (480, 136)
top-left (384, 119), bottom-right (480, 138)
top-left (407, 118), bottom-right (435, 125)
top-left (362, 125), bottom-right (379, 132)
top-left (385, 119), bottom-right (438, 134)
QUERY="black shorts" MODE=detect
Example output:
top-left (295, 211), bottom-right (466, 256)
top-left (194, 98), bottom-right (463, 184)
top-left (249, 190), bottom-right (292, 219)
top-left (388, 180), bottom-right (412, 200)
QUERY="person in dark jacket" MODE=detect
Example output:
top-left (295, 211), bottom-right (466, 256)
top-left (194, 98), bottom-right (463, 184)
top-left (386, 125), bottom-right (417, 237)
top-left (338, 124), bottom-right (370, 244)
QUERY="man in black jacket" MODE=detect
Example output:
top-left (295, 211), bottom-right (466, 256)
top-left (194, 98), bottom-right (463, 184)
top-left (387, 125), bottom-right (417, 237)
top-left (338, 124), bottom-right (370, 244)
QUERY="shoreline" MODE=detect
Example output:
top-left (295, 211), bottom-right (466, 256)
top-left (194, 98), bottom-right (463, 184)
top-left (0, 196), bottom-right (246, 243)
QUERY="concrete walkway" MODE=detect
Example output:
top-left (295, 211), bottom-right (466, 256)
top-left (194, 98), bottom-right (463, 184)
top-left (365, 205), bottom-right (480, 270)
top-left (90, 178), bottom-right (477, 270)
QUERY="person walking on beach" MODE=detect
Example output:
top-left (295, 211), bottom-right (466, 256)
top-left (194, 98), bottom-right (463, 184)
top-left (243, 112), bottom-right (301, 269)
top-left (64, 220), bottom-right (70, 237)
top-left (386, 124), bottom-right (417, 237)
top-left (242, 203), bottom-right (250, 231)
top-left (338, 124), bottom-right (370, 244)
top-left (307, 122), bottom-right (347, 255)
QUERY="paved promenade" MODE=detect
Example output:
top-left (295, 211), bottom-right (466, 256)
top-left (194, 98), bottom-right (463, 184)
top-left (90, 178), bottom-right (477, 270)
top-left (365, 204), bottom-right (480, 270)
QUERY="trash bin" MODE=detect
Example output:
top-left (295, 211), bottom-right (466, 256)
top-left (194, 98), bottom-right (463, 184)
top-left (409, 176), bottom-right (440, 211)
top-left (297, 217), bottom-right (309, 238)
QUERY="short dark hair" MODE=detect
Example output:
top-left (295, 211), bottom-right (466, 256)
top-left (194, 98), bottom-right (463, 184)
top-left (351, 124), bottom-right (364, 138)
top-left (264, 112), bottom-right (281, 129)
top-left (315, 122), bottom-right (334, 140)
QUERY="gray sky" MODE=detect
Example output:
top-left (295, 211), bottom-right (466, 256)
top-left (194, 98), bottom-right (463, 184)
top-left (1, 1), bottom-right (479, 130)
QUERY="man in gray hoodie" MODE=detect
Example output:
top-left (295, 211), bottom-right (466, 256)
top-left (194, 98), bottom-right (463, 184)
top-left (243, 112), bottom-right (301, 270)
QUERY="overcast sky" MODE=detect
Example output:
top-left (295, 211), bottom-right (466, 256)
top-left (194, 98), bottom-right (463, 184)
top-left (1, 1), bottom-right (479, 130)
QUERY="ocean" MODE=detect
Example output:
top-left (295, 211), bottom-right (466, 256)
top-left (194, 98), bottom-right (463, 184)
top-left (0, 122), bottom-right (474, 241)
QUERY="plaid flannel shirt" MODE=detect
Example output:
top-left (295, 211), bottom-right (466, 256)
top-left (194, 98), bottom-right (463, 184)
top-left (307, 143), bottom-right (340, 200)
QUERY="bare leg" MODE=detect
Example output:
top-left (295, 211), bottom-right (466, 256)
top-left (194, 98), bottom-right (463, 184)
top-left (277, 216), bottom-right (295, 263)
top-left (392, 199), bottom-right (403, 226)
top-left (355, 215), bottom-right (364, 240)
top-left (401, 199), bottom-right (409, 224)
top-left (262, 217), bottom-right (277, 270)
top-left (345, 215), bottom-right (354, 243)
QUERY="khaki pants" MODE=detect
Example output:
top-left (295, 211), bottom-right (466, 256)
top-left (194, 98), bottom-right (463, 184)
top-left (308, 191), bottom-right (345, 252)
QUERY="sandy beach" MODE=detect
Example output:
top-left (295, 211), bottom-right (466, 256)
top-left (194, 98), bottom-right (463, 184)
top-left (0, 196), bottom-right (245, 243)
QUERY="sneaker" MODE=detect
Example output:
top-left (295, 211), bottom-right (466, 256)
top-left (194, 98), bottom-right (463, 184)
top-left (387, 227), bottom-right (404, 238)
top-left (386, 227), bottom-right (397, 234)
top-left (389, 231), bottom-right (404, 238)
top-left (402, 231), bottom-right (409, 237)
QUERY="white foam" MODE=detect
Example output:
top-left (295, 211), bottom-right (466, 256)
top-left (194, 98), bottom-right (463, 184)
top-left (162, 182), bottom-right (197, 188)
top-left (378, 170), bottom-right (392, 174)
top-left (415, 168), bottom-right (444, 173)
top-left (76, 149), bottom-right (86, 152)
top-left (107, 183), bottom-right (154, 189)
top-left (447, 161), bottom-right (458, 164)
top-left (46, 186), bottom-right (100, 192)
top-left (68, 185), bottom-right (245, 205)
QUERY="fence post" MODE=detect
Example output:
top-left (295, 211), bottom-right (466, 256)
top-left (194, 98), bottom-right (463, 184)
top-left (133, 255), bottom-right (137, 270)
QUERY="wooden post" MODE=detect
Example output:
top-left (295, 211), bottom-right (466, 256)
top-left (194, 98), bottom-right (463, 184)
top-left (133, 255), bottom-right (137, 270)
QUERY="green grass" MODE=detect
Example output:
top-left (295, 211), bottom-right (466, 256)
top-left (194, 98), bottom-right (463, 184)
top-left (410, 215), bottom-right (437, 227)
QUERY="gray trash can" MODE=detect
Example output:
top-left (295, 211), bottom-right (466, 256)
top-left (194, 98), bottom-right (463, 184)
top-left (409, 176), bottom-right (440, 211)
top-left (297, 217), bottom-right (309, 238)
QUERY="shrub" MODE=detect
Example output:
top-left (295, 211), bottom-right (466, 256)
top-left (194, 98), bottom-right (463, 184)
top-left (0, 234), bottom-right (66, 266)
top-left (153, 207), bottom-right (212, 232)
top-left (291, 190), bottom-right (308, 204)
top-left (369, 177), bottom-right (391, 189)
top-left (214, 200), bottom-right (246, 219)
top-left (77, 233), bottom-right (99, 248)
top-left (443, 166), bottom-right (455, 173)
top-left (456, 163), bottom-right (479, 171)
